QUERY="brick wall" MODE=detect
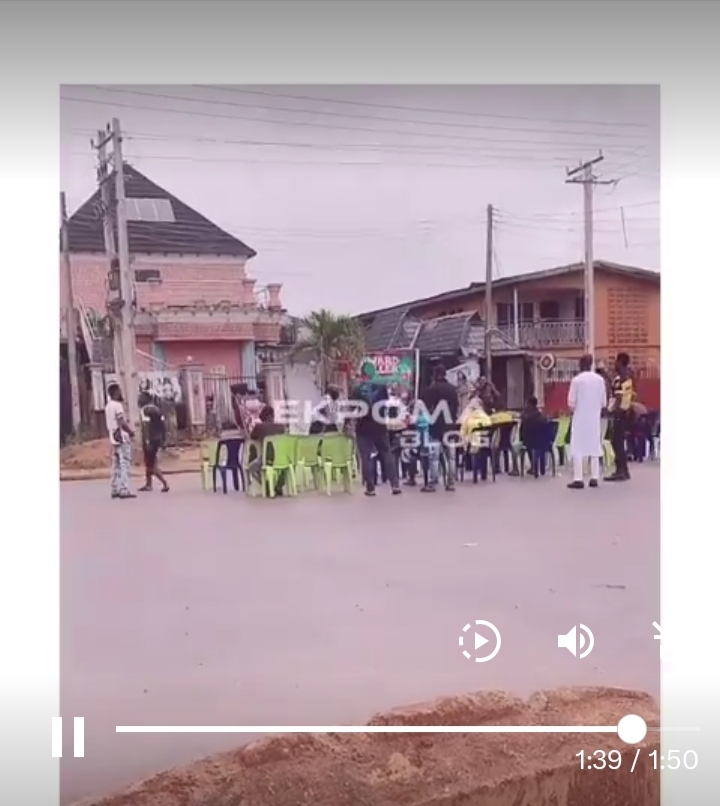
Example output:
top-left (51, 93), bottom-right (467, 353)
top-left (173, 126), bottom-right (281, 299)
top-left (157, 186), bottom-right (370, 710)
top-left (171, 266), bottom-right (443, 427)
top-left (61, 255), bottom-right (254, 315)
top-left (161, 341), bottom-right (244, 376)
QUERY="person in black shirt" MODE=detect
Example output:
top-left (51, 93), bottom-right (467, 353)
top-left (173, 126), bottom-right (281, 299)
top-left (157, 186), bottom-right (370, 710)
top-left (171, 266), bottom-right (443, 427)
top-left (419, 364), bottom-right (460, 492)
top-left (138, 392), bottom-right (169, 492)
top-left (519, 396), bottom-right (548, 477)
top-left (350, 362), bottom-right (401, 497)
top-left (606, 352), bottom-right (635, 481)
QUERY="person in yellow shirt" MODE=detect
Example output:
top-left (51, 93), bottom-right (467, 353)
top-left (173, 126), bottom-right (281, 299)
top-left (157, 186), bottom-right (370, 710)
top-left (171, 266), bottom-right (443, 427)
top-left (460, 397), bottom-right (492, 440)
top-left (459, 397), bottom-right (493, 479)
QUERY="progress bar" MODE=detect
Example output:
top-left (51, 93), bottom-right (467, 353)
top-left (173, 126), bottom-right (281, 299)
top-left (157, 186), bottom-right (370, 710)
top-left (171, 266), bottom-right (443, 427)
top-left (116, 715), bottom-right (670, 745)
top-left (117, 725), bottom-right (620, 734)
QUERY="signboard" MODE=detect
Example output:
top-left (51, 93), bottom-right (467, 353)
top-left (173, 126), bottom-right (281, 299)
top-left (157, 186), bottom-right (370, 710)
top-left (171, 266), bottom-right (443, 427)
top-left (362, 350), bottom-right (419, 397)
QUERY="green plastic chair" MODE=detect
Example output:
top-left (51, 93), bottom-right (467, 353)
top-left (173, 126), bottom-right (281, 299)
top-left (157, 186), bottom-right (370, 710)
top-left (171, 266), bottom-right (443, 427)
top-left (200, 440), bottom-right (218, 490)
top-left (319, 434), bottom-right (354, 495)
top-left (554, 416), bottom-right (571, 465)
top-left (247, 435), bottom-right (298, 498)
top-left (601, 419), bottom-right (615, 473)
top-left (295, 434), bottom-right (323, 491)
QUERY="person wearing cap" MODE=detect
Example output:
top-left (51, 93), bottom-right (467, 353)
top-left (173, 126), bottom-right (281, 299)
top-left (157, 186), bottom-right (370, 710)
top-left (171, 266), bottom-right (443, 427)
top-left (105, 382), bottom-right (136, 499)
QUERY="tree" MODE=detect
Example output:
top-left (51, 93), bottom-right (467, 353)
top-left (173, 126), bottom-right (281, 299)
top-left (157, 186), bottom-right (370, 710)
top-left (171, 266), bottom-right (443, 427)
top-left (291, 309), bottom-right (365, 390)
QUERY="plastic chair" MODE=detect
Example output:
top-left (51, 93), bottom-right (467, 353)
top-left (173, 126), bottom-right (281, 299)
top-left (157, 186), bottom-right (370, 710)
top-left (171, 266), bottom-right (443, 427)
top-left (522, 419), bottom-right (558, 478)
top-left (469, 426), bottom-right (496, 483)
top-left (493, 421), bottom-right (516, 475)
top-left (200, 440), bottom-right (217, 490)
top-left (211, 437), bottom-right (245, 494)
top-left (554, 416), bottom-right (571, 466)
top-left (257, 434), bottom-right (298, 498)
top-left (295, 434), bottom-right (323, 490)
top-left (601, 419), bottom-right (615, 473)
top-left (319, 433), bottom-right (354, 495)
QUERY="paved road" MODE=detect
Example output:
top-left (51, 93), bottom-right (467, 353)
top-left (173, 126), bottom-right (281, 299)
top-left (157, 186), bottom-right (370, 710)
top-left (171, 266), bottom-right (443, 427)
top-left (61, 465), bottom-right (660, 804)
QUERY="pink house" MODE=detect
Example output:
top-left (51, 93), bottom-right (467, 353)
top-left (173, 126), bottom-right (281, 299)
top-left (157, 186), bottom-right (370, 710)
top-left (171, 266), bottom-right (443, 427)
top-left (60, 164), bottom-right (288, 390)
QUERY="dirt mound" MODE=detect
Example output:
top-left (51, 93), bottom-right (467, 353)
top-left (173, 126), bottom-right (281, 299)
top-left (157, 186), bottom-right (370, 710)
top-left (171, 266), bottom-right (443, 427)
top-left (74, 687), bottom-right (660, 806)
top-left (60, 440), bottom-right (201, 473)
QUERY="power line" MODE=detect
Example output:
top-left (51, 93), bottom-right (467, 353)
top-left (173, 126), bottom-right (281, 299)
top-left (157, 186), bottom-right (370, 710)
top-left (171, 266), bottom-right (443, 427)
top-left (85, 85), bottom-right (651, 142)
top-left (60, 92), bottom-right (648, 154)
top-left (203, 86), bottom-right (651, 130)
top-left (68, 205), bottom-right (657, 242)
top-left (68, 148), bottom-right (646, 174)
top-left (66, 127), bottom-right (654, 177)
top-left (65, 127), bottom-right (646, 161)
top-left (496, 199), bottom-right (659, 220)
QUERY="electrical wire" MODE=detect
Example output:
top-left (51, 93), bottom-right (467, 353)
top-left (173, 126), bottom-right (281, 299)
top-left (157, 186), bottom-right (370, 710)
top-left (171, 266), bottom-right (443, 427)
top-left (68, 147), bottom-right (649, 175)
top-left (86, 85), bottom-right (650, 142)
top-left (66, 128), bottom-right (645, 163)
top-left (203, 86), bottom-right (651, 130)
top-left (60, 92), bottom-right (648, 155)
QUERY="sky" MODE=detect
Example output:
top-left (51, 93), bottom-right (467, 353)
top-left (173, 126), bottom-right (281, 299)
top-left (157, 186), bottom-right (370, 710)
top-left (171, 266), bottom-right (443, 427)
top-left (60, 85), bottom-right (659, 316)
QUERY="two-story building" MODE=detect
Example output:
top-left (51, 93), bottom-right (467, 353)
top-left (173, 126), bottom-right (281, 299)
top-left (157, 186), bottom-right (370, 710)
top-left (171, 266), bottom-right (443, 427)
top-left (357, 260), bottom-right (660, 411)
top-left (60, 164), bottom-right (293, 437)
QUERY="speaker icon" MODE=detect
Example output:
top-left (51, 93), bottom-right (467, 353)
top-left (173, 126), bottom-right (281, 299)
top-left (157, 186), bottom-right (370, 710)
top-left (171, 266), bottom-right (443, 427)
top-left (558, 624), bottom-right (594, 658)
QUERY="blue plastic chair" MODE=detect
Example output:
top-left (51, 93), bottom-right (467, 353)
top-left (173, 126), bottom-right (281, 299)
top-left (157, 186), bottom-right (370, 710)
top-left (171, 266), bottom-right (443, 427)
top-left (212, 437), bottom-right (246, 493)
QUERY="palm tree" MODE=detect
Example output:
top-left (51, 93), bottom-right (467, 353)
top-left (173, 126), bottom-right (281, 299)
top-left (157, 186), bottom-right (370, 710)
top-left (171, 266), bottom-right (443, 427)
top-left (291, 309), bottom-right (365, 390)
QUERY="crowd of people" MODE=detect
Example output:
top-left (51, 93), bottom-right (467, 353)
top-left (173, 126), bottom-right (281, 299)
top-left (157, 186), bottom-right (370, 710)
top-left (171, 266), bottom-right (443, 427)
top-left (102, 353), bottom-right (656, 501)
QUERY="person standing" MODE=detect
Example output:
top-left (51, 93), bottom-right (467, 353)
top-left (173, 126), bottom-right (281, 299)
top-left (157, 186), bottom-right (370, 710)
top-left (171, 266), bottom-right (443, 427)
top-left (138, 392), bottom-right (170, 493)
top-left (350, 362), bottom-right (401, 497)
top-left (105, 382), bottom-right (136, 499)
top-left (605, 351), bottom-right (635, 481)
top-left (566, 354), bottom-right (607, 490)
top-left (419, 364), bottom-right (460, 492)
top-left (456, 372), bottom-right (474, 417)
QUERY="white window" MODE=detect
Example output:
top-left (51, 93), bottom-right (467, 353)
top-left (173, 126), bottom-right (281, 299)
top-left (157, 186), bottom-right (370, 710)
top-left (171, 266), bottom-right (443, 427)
top-left (126, 198), bottom-right (175, 222)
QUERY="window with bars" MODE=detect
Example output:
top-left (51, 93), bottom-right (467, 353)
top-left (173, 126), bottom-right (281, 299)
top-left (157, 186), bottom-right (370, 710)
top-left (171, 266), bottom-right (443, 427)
top-left (126, 198), bottom-right (175, 222)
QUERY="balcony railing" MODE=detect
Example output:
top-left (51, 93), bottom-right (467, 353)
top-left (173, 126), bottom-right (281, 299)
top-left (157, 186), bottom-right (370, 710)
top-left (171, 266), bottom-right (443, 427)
top-left (497, 320), bottom-right (586, 349)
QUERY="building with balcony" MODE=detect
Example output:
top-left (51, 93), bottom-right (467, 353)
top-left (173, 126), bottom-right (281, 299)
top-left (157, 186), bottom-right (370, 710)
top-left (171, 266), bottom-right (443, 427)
top-left (356, 260), bottom-right (660, 409)
top-left (60, 164), bottom-right (292, 437)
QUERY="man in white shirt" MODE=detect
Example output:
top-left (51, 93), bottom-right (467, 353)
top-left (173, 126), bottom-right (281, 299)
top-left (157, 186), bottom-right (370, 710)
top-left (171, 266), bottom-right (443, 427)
top-left (105, 382), bottom-right (136, 499)
top-left (567, 354), bottom-right (607, 489)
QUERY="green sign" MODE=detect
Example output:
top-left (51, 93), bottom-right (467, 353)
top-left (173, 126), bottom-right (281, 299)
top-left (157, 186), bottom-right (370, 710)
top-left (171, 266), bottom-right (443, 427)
top-left (362, 350), bottom-right (418, 396)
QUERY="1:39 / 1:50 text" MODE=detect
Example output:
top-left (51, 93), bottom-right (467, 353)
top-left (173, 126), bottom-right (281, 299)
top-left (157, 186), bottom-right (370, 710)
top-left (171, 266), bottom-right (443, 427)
top-left (576, 750), bottom-right (698, 770)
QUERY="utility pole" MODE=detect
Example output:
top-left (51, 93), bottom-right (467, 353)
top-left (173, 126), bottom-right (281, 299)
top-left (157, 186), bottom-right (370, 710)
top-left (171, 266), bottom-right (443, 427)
top-left (565, 153), bottom-right (614, 358)
top-left (484, 203), bottom-right (494, 381)
top-left (60, 192), bottom-right (81, 433)
top-left (112, 118), bottom-right (140, 427)
top-left (92, 119), bottom-right (139, 427)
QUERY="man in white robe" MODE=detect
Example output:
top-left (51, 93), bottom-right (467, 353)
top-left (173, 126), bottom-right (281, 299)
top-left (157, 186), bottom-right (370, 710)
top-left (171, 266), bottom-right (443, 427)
top-left (567, 354), bottom-right (607, 489)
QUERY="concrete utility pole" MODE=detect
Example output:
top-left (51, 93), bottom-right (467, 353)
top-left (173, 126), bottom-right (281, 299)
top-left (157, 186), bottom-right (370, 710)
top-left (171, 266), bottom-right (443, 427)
top-left (60, 191), bottom-right (81, 433)
top-left (484, 203), bottom-right (495, 381)
top-left (111, 118), bottom-right (140, 427)
top-left (565, 153), bottom-right (614, 359)
top-left (92, 119), bottom-right (139, 427)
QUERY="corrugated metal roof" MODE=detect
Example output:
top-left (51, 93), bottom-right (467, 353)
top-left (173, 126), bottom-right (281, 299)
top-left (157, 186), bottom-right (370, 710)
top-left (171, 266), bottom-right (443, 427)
top-left (67, 164), bottom-right (256, 258)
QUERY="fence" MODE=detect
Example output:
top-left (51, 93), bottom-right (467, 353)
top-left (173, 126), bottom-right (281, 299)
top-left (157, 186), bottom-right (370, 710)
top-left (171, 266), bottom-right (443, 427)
top-left (543, 365), bottom-right (661, 416)
top-left (203, 375), bottom-right (260, 431)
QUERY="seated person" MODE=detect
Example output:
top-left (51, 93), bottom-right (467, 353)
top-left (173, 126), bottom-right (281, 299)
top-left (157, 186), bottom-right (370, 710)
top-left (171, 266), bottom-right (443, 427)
top-left (247, 405), bottom-right (286, 487)
top-left (459, 397), bottom-right (494, 480)
top-left (489, 399), bottom-right (515, 473)
top-left (309, 385), bottom-right (342, 435)
top-left (460, 396), bottom-right (493, 449)
top-left (519, 396), bottom-right (548, 475)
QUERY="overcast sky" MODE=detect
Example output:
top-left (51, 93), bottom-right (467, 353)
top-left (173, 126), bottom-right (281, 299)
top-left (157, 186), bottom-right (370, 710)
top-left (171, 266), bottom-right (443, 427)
top-left (60, 85), bottom-right (659, 315)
